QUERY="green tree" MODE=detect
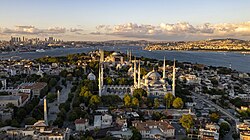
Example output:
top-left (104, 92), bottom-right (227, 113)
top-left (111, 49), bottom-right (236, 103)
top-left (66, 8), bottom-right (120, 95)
top-left (59, 69), bottom-right (68, 78)
top-left (154, 98), bottom-right (160, 108)
top-left (49, 78), bottom-right (57, 88)
top-left (124, 94), bottom-right (131, 107)
top-left (164, 93), bottom-right (175, 108)
top-left (17, 108), bottom-right (27, 118)
top-left (118, 78), bottom-right (127, 85)
top-left (24, 117), bottom-right (37, 125)
top-left (133, 88), bottom-right (147, 100)
top-left (172, 97), bottom-right (184, 109)
top-left (105, 77), bottom-right (113, 85)
top-left (89, 95), bottom-right (101, 108)
top-left (220, 122), bottom-right (230, 138)
top-left (210, 112), bottom-right (220, 123)
top-left (130, 127), bottom-right (142, 140)
top-left (101, 95), bottom-right (122, 106)
top-left (179, 114), bottom-right (194, 133)
top-left (132, 98), bottom-right (139, 108)
top-left (68, 111), bottom-right (78, 122)
top-left (11, 119), bottom-right (19, 127)
top-left (152, 112), bottom-right (162, 121)
top-left (6, 103), bottom-right (15, 108)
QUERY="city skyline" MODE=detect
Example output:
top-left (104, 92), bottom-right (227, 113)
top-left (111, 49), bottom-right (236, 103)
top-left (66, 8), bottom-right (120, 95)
top-left (1, 0), bottom-right (250, 41)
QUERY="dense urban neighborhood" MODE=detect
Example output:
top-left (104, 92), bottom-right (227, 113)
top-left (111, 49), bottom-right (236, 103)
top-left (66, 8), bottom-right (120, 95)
top-left (0, 49), bottom-right (249, 140)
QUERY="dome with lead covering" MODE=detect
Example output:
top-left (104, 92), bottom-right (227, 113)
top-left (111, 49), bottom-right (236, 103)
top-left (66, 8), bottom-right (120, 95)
top-left (111, 52), bottom-right (121, 56)
top-left (145, 69), bottom-right (161, 80)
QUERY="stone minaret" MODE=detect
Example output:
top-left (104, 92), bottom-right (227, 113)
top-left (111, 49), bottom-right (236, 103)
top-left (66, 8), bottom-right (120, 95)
top-left (134, 57), bottom-right (137, 88)
top-left (99, 49), bottom-right (104, 63)
top-left (129, 50), bottom-right (132, 62)
top-left (172, 59), bottom-right (176, 96)
top-left (98, 65), bottom-right (102, 96)
top-left (44, 97), bottom-right (48, 126)
top-left (137, 60), bottom-right (141, 89)
top-left (57, 90), bottom-right (60, 104)
top-left (163, 57), bottom-right (166, 79)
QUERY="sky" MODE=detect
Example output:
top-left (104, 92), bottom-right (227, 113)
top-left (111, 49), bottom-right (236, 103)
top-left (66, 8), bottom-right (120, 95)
top-left (0, 0), bottom-right (250, 41)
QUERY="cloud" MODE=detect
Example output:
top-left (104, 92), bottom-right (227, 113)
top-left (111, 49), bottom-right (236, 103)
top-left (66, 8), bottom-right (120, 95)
top-left (93, 21), bottom-right (250, 40)
top-left (70, 28), bottom-right (83, 32)
top-left (1, 25), bottom-right (67, 35)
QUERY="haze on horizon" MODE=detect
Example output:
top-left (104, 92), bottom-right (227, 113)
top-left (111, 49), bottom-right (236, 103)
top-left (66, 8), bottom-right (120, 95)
top-left (0, 0), bottom-right (250, 41)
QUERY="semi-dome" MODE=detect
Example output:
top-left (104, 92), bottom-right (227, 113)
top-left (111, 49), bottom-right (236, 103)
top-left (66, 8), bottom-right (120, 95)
top-left (145, 69), bottom-right (161, 80)
top-left (87, 72), bottom-right (96, 81)
top-left (111, 52), bottom-right (121, 56)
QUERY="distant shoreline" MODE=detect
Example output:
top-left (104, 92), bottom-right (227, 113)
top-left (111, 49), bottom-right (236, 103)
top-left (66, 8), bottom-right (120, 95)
top-left (144, 48), bottom-right (250, 54)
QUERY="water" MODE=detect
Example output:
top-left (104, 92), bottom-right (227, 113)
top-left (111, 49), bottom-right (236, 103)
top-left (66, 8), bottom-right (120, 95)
top-left (0, 46), bottom-right (249, 73)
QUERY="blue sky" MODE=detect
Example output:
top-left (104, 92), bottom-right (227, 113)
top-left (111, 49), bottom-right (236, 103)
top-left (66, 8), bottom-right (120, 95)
top-left (0, 0), bottom-right (250, 41)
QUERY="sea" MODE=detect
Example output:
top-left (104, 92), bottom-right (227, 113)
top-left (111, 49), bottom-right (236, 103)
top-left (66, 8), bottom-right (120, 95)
top-left (0, 46), bottom-right (249, 73)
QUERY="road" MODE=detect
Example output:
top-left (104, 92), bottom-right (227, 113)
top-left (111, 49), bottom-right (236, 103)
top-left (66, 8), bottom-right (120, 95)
top-left (192, 92), bottom-right (239, 123)
top-left (48, 80), bottom-right (73, 123)
top-left (192, 92), bottom-right (239, 140)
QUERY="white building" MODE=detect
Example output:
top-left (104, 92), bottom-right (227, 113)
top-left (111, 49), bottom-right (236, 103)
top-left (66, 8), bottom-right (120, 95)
top-left (132, 120), bottom-right (175, 139)
top-left (94, 114), bottom-right (113, 128)
top-left (74, 118), bottom-right (89, 131)
top-left (0, 95), bottom-right (22, 108)
top-left (198, 124), bottom-right (220, 140)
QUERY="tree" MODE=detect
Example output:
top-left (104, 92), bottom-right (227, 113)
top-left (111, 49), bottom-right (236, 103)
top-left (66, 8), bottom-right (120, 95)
top-left (152, 112), bottom-right (162, 121)
top-left (16, 108), bottom-right (27, 118)
top-left (130, 127), bottom-right (142, 140)
top-left (48, 78), bottom-right (57, 88)
top-left (210, 112), bottom-right (220, 123)
top-left (101, 95), bottom-right (122, 106)
top-left (172, 97), bottom-right (184, 109)
top-left (105, 77), bottom-right (113, 85)
top-left (124, 94), bottom-right (131, 107)
top-left (11, 119), bottom-right (19, 127)
top-left (220, 122), bottom-right (230, 138)
top-left (154, 98), bottom-right (160, 108)
top-left (89, 95), bottom-right (101, 108)
top-left (179, 114), bottom-right (194, 133)
top-left (24, 117), bottom-right (37, 125)
top-left (164, 93), bottom-right (174, 108)
top-left (133, 88), bottom-right (147, 100)
top-left (6, 103), bottom-right (15, 108)
top-left (132, 98), bottom-right (139, 108)
top-left (118, 78), bottom-right (127, 85)
top-left (68, 111), bottom-right (78, 122)
top-left (59, 69), bottom-right (68, 78)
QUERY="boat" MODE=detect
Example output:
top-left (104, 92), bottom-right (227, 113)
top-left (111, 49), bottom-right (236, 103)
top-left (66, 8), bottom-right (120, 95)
top-left (36, 49), bottom-right (45, 52)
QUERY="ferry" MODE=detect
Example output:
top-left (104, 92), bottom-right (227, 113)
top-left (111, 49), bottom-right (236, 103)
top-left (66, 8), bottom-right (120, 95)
top-left (36, 49), bottom-right (46, 52)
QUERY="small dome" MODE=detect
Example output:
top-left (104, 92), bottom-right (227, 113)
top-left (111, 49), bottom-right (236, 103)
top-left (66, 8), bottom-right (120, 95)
top-left (112, 52), bottom-right (121, 56)
top-left (145, 69), bottom-right (161, 80)
top-left (87, 72), bottom-right (96, 81)
top-left (33, 120), bottom-right (47, 127)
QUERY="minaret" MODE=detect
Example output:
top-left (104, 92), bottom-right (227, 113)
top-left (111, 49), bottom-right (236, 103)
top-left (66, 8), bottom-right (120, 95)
top-left (172, 59), bottom-right (176, 96)
top-left (99, 49), bottom-right (104, 63)
top-left (39, 64), bottom-right (41, 71)
top-left (134, 57), bottom-right (137, 88)
top-left (44, 97), bottom-right (48, 126)
top-left (98, 65), bottom-right (102, 96)
top-left (57, 90), bottom-right (60, 104)
top-left (129, 50), bottom-right (132, 62)
top-left (138, 60), bottom-right (141, 88)
top-left (101, 64), bottom-right (104, 87)
top-left (163, 57), bottom-right (166, 79)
